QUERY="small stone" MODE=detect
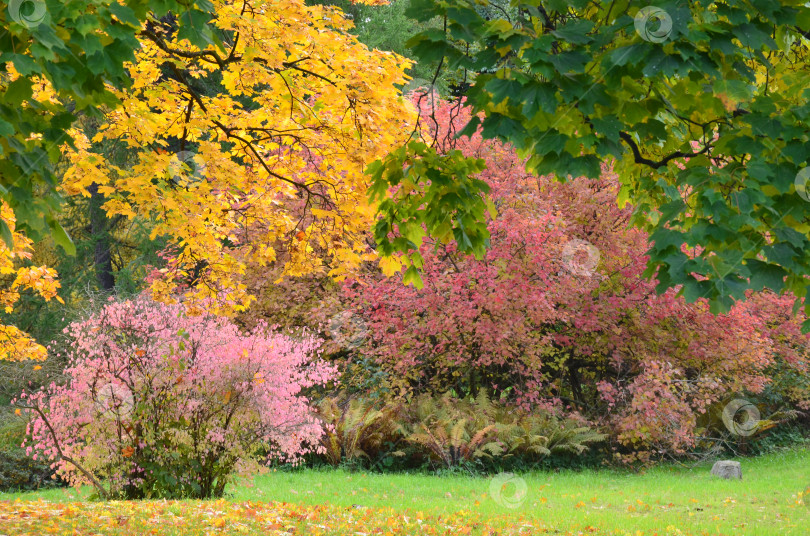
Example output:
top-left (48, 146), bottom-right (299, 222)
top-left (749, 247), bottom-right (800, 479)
top-left (711, 460), bottom-right (742, 480)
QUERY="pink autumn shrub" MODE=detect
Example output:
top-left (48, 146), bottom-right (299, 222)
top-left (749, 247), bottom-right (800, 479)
top-left (21, 296), bottom-right (335, 499)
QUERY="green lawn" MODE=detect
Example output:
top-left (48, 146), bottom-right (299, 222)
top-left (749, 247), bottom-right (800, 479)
top-left (1, 448), bottom-right (808, 535)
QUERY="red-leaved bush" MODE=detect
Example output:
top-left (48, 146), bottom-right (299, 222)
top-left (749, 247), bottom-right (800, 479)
top-left (345, 98), bottom-right (810, 461)
top-left (20, 296), bottom-right (335, 499)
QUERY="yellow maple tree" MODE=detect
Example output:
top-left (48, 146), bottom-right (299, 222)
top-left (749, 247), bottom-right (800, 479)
top-left (63, 0), bottom-right (415, 315)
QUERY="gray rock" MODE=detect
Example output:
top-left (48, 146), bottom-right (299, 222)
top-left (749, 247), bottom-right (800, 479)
top-left (711, 460), bottom-right (742, 480)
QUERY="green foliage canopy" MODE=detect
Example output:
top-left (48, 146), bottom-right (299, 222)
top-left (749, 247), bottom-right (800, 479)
top-left (372, 0), bottom-right (810, 327)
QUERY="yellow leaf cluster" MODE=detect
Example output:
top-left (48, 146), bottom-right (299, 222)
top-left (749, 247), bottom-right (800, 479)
top-left (62, 0), bottom-right (416, 315)
top-left (0, 202), bottom-right (63, 361)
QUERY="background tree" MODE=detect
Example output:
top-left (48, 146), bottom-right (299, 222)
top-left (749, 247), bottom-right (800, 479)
top-left (310, 0), bottom-right (452, 92)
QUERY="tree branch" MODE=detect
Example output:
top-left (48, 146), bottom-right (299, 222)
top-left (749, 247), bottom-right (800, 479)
top-left (16, 402), bottom-right (110, 499)
top-left (619, 131), bottom-right (713, 169)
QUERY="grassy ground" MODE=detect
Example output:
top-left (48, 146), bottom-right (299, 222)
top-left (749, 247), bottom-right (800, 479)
top-left (0, 448), bottom-right (808, 535)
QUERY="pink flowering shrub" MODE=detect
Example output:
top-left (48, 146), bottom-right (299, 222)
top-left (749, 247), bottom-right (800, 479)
top-left (20, 296), bottom-right (335, 499)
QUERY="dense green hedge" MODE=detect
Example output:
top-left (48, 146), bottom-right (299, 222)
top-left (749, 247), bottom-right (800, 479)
top-left (0, 413), bottom-right (63, 492)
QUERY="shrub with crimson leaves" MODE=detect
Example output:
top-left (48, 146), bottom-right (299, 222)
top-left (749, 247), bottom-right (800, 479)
top-left (347, 98), bottom-right (810, 461)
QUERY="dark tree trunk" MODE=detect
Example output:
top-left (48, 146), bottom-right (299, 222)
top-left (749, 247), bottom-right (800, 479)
top-left (88, 183), bottom-right (116, 291)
